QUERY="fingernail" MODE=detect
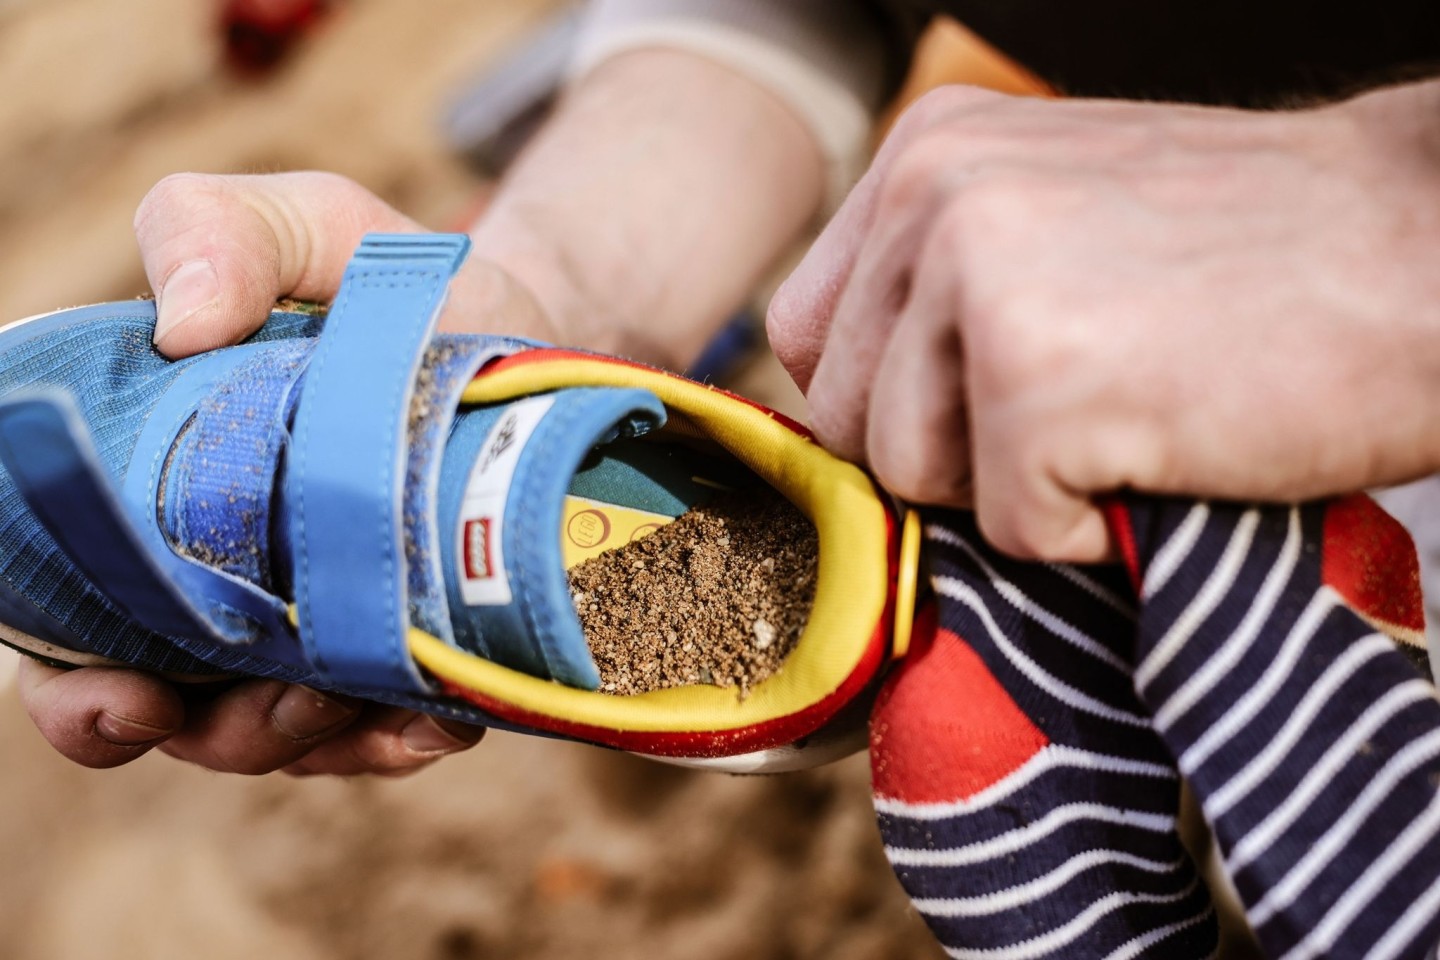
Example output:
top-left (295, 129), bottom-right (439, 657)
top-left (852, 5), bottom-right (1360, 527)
top-left (155, 259), bottom-right (218, 347)
top-left (95, 711), bottom-right (175, 746)
top-left (401, 715), bottom-right (477, 755)
top-left (271, 685), bottom-right (356, 741)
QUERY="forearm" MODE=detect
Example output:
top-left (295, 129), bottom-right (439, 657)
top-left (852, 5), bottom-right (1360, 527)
top-left (468, 48), bottom-right (826, 368)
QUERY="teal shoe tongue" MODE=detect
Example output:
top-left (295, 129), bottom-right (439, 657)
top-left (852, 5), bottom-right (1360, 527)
top-left (437, 386), bottom-right (669, 689)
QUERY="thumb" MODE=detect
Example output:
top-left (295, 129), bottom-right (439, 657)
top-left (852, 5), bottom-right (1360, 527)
top-left (134, 171), bottom-right (420, 358)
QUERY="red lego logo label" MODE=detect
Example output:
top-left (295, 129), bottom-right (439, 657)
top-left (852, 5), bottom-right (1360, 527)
top-left (463, 518), bottom-right (494, 580)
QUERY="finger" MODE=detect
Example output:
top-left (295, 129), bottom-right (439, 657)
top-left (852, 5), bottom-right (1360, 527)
top-left (800, 158), bottom-right (951, 462)
top-left (767, 85), bottom-right (1001, 391)
top-left (864, 226), bottom-right (973, 508)
top-left (970, 403), bottom-right (1115, 564)
top-left (439, 257), bottom-right (557, 343)
top-left (280, 708), bottom-right (484, 778)
top-left (17, 660), bottom-right (184, 769)
top-left (134, 171), bottom-right (419, 358)
top-left (766, 162), bottom-right (893, 392)
top-left (158, 679), bottom-right (361, 775)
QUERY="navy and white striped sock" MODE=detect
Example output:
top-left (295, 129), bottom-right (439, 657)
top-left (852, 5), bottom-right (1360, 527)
top-left (1116, 495), bottom-right (1440, 959)
top-left (871, 496), bottom-right (1440, 959)
top-left (871, 510), bottom-right (1218, 959)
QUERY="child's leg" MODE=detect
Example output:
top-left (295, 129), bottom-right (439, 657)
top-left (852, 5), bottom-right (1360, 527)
top-left (871, 509), bottom-right (1217, 959)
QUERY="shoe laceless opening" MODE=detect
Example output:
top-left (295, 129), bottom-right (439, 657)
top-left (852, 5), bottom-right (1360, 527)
top-left (440, 397), bottom-right (818, 693)
top-left (152, 351), bottom-right (822, 700)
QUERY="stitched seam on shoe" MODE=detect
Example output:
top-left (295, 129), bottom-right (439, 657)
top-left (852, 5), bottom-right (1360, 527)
top-left (292, 282), bottom-right (342, 672)
top-left (142, 357), bottom-right (211, 627)
top-left (367, 271), bottom-right (414, 685)
top-left (514, 400), bottom-right (572, 682)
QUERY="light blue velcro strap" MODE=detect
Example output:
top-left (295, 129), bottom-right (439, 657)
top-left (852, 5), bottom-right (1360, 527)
top-left (286, 233), bottom-right (471, 692)
top-left (118, 344), bottom-right (311, 668)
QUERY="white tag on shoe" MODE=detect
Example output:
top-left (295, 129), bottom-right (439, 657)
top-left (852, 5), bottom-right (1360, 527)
top-left (455, 394), bottom-right (555, 607)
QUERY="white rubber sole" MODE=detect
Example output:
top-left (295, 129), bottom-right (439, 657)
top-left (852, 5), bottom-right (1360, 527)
top-left (0, 303), bottom-right (80, 335)
top-left (0, 621), bottom-right (232, 681)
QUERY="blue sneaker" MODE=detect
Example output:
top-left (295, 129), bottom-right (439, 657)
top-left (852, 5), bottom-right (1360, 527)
top-left (0, 234), bottom-right (911, 771)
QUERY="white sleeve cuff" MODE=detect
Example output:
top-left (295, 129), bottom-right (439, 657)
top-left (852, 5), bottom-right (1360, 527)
top-left (572, 0), bottom-right (890, 211)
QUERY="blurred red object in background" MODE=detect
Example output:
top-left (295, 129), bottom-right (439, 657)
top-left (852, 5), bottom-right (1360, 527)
top-left (220, 0), bottom-right (335, 76)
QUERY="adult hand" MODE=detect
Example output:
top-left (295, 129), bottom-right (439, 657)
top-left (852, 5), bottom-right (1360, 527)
top-left (16, 171), bottom-right (553, 774)
top-left (767, 82), bottom-right (1440, 562)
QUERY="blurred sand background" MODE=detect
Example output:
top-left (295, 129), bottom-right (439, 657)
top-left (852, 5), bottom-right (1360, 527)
top-left (0, 1), bottom-right (945, 957)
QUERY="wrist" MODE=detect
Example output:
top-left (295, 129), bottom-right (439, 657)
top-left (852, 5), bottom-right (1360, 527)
top-left (468, 201), bottom-right (687, 367)
top-left (467, 208), bottom-right (590, 343)
top-left (438, 249), bottom-right (558, 346)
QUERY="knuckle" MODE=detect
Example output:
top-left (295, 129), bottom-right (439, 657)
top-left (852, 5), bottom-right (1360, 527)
top-left (134, 172), bottom-right (225, 234)
top-left (950, 172), bottom-right (1043, 236)
top-left (1013, 507), bottom-right (1107, 564)
top-left (962, 306), bottom-right (1042, 392)
top-left (764, 285), bottom-right (820, 380)
top-left (143, 171), bottom-right (218, 204)
top-left (810, 415), bottom-right (863, 467)
top-left (899, 85), bottom-right (997, 132)
top-left (282, 170), bottom-right (395, 230)
top-left (873, 459), bottom-right (939, 506)
top-left (264, 172), bottom-right (412, 290)
top-left (973, 436), bottom-right (1100, 562)
top-left (288, 170), bottom-right (367, 208)
top-left (879, 136), bottom-right (955, 214)
top-left (949, 170), bottom-right (1093, 255)
top-left (959, 285), bottom-right (1085, 401)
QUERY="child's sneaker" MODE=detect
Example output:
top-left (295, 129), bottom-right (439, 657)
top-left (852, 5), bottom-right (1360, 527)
top-left (0, 234), bottom-right (910, 771)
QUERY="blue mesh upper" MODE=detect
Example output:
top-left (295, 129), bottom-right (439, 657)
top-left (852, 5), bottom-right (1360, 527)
top-left (0, 305), bottom-right (322, 678)
top-left (165, 340), bottom-right (313, 591)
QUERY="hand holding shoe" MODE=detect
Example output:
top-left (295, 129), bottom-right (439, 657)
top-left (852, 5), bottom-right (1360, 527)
top-left (15, 172), bottom-right (546, 775)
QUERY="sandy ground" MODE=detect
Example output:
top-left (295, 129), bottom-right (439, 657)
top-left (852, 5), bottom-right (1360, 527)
top-left (0, 1), bottom-right (942, 958)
